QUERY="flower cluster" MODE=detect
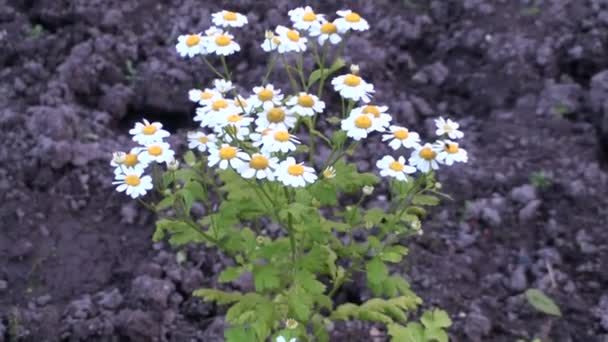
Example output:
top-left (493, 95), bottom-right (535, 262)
top-left (111, 119), bottom-right (175, 198)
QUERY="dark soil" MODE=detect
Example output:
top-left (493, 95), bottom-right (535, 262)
top-left (1, 0), bottom-right (608, 341)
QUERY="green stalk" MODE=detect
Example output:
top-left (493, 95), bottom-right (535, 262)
top-left (201, 56), bottom-right (225, 79)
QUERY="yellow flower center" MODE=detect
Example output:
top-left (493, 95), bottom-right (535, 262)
top-left (389, 161), bottom-right (404, 172)
top-left (354, 115), bottom-right (372, 129)
top-left (362, 105), bottom-right (380, 118)
top-left (212, 99), bottom-right (228, 111)
top-left (343, 74), bottom-right (361, 87)
top-left (443, 124), bottom-right (453, 132)
top-left (215, 34), bottom-right (232, 46)
top-left (286, 30), bottom-right (300, 42)
top-left (419, 147), bottom-right (436, 160)
top-left (303, 12), bottom-right (316, 22)
top-left (267, 107), bottom-right (286, 123)
top-left (274, 130), bottom-right (290, 142)
top-left (198, 136), bottom-right (209, 144)
top-left (219, 146), bottom-right (237, 159)
top-left (287, 164), bottom-right (305, 176)
top-left (321, 22), bottom-right (338, 34)
top-left (124, 175), bottom-right (141, 186)
top-left (124, 153), bottom-right (138, 167)
top-left (445, 143), bottom-right (459, 154)
top-left (345, 12), bottom-right (361, 23)
top-left (227, 114), bottom-right (242, 123)
top-left (297, 94), bottom-right (314, 107)
top-left (257, 88), bottom-right (274, 101)
top-left (250, 155), bottom-right (269, 170)
top-left (200, 91), bottom-right (213, 100)
top-left (148, 145), bottom-right (162, 156)
top-left (394, 129), bottom-right (409, 140)
top-left (142, 124), bottom-right (157, 135)
top-left (186, 35), bottom-right (200, 47)
top-left (223, 11), bottom-right (237, 21)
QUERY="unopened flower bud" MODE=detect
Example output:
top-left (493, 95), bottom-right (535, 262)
top-left (350, 64), bottom-right (360, 75)
top-left (256, 236), bottom-right (266, 245)
top-left (271, 36), bottom-right (282, 45)
top-left (112, 151), bottom-right (126, 164)
top-left (411, 220), bottom-right (422, 231)
top-left (434, 182), bottom-right (442, 190)
top-left (264, 30), bottom-right (274, 40)
top-left (167, 158), bottom-right (180, 171)
top-left (285, 318), bottom-right (298, 330)
top-left (362, 185), bottom-right (374, 195)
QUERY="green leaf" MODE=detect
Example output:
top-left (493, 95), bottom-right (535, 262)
top-left (288, 290), bottom-right (312, 321)
top-left (253, 264), bottom-right (281, 292)
top-left (155, 195), bottom-right (175, 211)
top-left (364, 208), bottom-right (386, 227)
top-left (421, 309), bottom-right (452, 329)
top-left (380, 252), bottom-right (403, 263)
top-left (366, 257), bottom-right (388, 296)
top-left (296, 270), bottom-right (326, 295)
top-left (218, 266), bottom-right (244, 283)
top-left (225, 326), bottom-right (257, 342)
top-left (425, 328), bottom-right (449, 342)
top-left (388, 323), bottom-right (425, 342)
top-left (153, 219), bottom-right (209, 246)
top-left (183, 150), bottom-right (196, 166)
top-left (331, 130), bottom-right (348, 148)
top-left (309, 181), bottom-right (338, 206)
top-left (184, 180), bottom-right (207, 202)
top-left (326, 116), bottom-right (342, 125)
top-left (192, 288), bottom-right (242, 304)
top-left (311, 314), bottom-right (330, 342)
top-left (412, 194), bottom-right (440, 206)
top-left (308, 57), bottom-right (345, 87)
top-left (525, 289), bottom-right (562, 317)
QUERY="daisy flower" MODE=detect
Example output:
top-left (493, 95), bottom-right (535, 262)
top-left (409, 143), bottom-right (440, 173)
top-left (214, 112), bottom-right (254, 131)
top-left (112, 166), bottom-right (153, 199)
top-left (434, 117), bottom-right (464, 139)
top-left (194, 98), bottom-right (233, 128)
top-left (187, 131), bottom-right (216, 152)
top-left (382, 125), bottom-right (421, 150)
top-left (288, 6), bottom-right (324, 30)
top-left (353, 105), bottom-right (391, 132)
top-left (261, 31), bottom-right (282, 52)
top-left (176, 33), bottom-right (205, 58)
top-left (216, 124), bottom-right (251, 143)
top-left (257, 129), bottom-right (300, 153)
top-left (188, 88), bottom-right (220, 105)
top-left (341, 112), bottom-right (374, 140)
top-left (276, 157), bottom-right (317, 188)
top-left (376, 155), bottom-right (416, 181)
top-left (233, 95), bottom-right (255, 115)
top-left (309, 19), bottom-right (343, 45)
top-left (251, 84), bottom-right (284, 110)
top-left (434, 140), bottom-right (468, 165)
top-left (248, 127), bottom-right (273, 145)
top-left (111, 147), bottom-right (149, 174)
top-left (211, 10), bottom-right (248, 28)
top-left (129, 119), bottom-right (170, 145)
top-left (275, 25), bottom-right (308, 54)
top-left (205, 30), bottom-right (240, 56)
top-left (335, 10), bottom-right (369, 32)
top-left (238, 153), bottom-right (279, 180)
top-left (255, 106), bottom-right (297, 130)
top-left (138, 142), bottom-right (176, 164)
top-left (276, 337), bottom-right (296, 342)
top-left (214, 79), bottom-right (234, 94)
top-left (322, 166), bottom-right (336, 179)
top-left (208, 144), bottom-right (248, 170)
top-left (331, 73), bottom-right (374, 103)
top-left (286, 92), bottom-right (325, 117)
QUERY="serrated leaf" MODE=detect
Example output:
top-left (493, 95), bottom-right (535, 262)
top-left (183, 150), bottom-right (196, 166)
top-left (308, 57), bottom-right (345, 87)
top-left (421, 309), bottom-right (453, 329)
top-left (525, 289), bottom-right (562, 317)
top-left (364, 208), bottom-right (386, 226)
top-left (366, 257), bottom-right (388, 296)
top-left (296, 270), bottom-right (326, 295)
top-left (388, 323), bottom-right (425, 342)
top-left (218, 266), bottom-right (244, 283)
top-left (192, 288), bottom-right (242, 304)
top-left (380, 251), bottom-right (403, 263)
top-left (155, 195), bottom-right (175, 211)
top-left (253, 264), bottom-right (281, 292)
top-left (225, 326), bottom-right (257, 342)
top-left (412, 194), bottom-right (440, 206)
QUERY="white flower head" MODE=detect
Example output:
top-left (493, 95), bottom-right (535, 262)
top-left (335, 10), bottom-right (369, 32)
top-left (238, 153), bottom-right (279, 180)
top-left (275, 25), bottom-right (308, 54)
top-left (434, 140), bottom-right (468, 165)
top-left (205, 30), bottom-right (240, 56)
top-left (188, 88), bottom-right (221, 106)
top-left (176, 33), bottom-right (205, 58)
top-left (256, 129), bottom-right (300, 153)
top-left (248, 127), bottom-right (273, 145)
top-left (214, 79), bottom-right (234, 93)
top-left (194, 98), bottom-right (233, 128)
top-left (187, 131), bottom-right (216, 152)
top-left (377, 155), bottom-right (416, 181)
top-left (276, 157), bottom-right (317, 188)
top-left (112, 151), bottom-right (126, 165)
top-left (208, 144), bottom-right (248, 170)
top-left (112, 166), bottom-right (153, 199)
top-left (255, 106), bottom-right (296, 130)
top-left (434, 117), bottom-right (464, 139)
top-left (138, 142), bottom-right (176, 164)
top-left (167, 158), bottom-right (180, 171)
top-left (251, 84), bottom-right (284, 110)
top-left (217, 125), bottom-right (251, 143)
top-left (276, 336), bottom-right (297, 342)
top-left (212, 10), bottom-right (248, 28)
top-left (111, 147), bottom-right (149, 174)
top-left (382, 125), bottom-right (421, 150)
top-left (310, 19), bottom-right (343, 45)
top-left (322, 166), bottom-right (336, 179)
top-left (286, 92), bottom-right (325, 117)
top-left (409, 143), bottom-right (440, 173)
top-left (261, 31), bottom-right (282, 52)
top-left (129, 119), bottom-right (170, 145)
top-left (351, 105), bottom-right (391, 132)
top-left (288, 6), bottom-right (324, 30)
top-left (214, 112), bottom-right (254, 131)
top-left (331, 73), bottom-right (374, 103)
top-left (233, 95), bottom-right (255, 115)
top-left (341, 112), bottom-right (375, 141)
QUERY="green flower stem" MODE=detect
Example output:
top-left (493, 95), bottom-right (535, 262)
top-left (296, 52), bottom-right (307, 91)
top-left (282, 187), bottom-right (297, 265)
top-left (183, 216), bottom-right (219, 245)
top-left (281, 54), bottom-right (300, 93)
top-left (346, 99), bottom-right (355, 115)
top-left (317, 43), bottom-right (329, 99)
top-left (220, 56), bottom-right (231, 80)
top-left (262, 54), bottom-right (278, 85)
top-left (137, 198), bottom-right (157, 212)
top-left (201, 56), bottom-right (225, 79)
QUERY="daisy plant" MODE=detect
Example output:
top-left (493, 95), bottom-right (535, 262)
top-left (112, 7), bottom-right (470, 342)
